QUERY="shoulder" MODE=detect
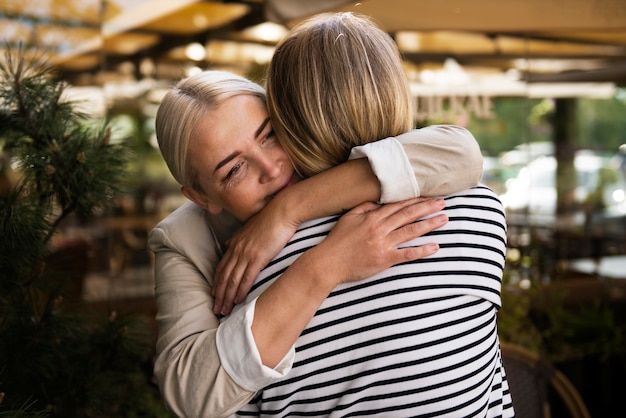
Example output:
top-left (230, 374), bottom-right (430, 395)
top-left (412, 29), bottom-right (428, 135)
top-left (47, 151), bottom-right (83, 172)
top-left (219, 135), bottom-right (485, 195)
top-left (149, 201), bottom-right (222, 287)
top-left (148, 201), bottom-right (214, 253)
top-left (396, 125), bottom-right (475, 142)
top-left (154, 200), bottom-right (207, 231)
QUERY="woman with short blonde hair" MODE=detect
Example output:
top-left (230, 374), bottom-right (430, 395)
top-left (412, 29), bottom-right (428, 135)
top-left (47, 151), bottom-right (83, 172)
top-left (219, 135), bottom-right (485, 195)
top-left (156, 71), bottom-right (265, 191)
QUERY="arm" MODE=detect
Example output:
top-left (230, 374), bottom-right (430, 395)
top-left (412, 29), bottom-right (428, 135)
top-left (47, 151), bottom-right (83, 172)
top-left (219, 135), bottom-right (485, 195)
top-left (224, 198), bottom-right (447, 369)
top-left (213, 125), bottom-right (483, 314)
top-left (149, 202), bottom-right (256, 418)
top-left (212, 158), bottom-right (378, 314)
top-left (351, 125), bottom-right (483, 202)
top-left (149, 199), bottom-right (446, 417)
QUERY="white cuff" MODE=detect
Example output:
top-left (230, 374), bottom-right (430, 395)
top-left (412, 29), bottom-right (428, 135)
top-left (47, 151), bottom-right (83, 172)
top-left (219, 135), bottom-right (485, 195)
top-left (349, 137), bottom-right (419, 203)
top-left (216, 297), bottom-right (295, 391)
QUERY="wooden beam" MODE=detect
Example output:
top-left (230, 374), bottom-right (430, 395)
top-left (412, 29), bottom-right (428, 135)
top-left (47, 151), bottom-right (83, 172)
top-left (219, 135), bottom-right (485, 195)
top-left (327, 0), bottom-right (626, 32)
top-left (103, 0), bottom-right (202, 36)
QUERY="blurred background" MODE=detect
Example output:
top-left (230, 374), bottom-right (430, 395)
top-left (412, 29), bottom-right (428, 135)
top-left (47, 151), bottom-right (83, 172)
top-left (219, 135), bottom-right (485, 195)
top-left (1, 0), bottom-right (625, 416)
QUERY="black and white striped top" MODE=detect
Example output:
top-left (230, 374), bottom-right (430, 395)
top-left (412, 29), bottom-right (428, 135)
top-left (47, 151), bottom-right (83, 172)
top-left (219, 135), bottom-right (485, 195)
top-left (235, 186), bottom-right (515, 417)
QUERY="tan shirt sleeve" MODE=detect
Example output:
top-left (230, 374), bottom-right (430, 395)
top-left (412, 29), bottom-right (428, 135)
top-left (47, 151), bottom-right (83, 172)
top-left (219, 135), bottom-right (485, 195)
top-left (350, 125), bottom-right (484, 202)
top-left (149, 202), bottom-right (255, 418)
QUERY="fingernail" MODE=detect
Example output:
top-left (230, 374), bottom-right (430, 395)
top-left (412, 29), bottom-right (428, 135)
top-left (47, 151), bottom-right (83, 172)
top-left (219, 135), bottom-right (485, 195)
top-left (427, 243), bottom-right (439, 253)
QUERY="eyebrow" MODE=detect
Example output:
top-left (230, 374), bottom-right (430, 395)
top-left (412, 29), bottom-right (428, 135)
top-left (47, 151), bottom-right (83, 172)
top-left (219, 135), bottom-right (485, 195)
top-left (213, 117), bottom-right (271, 174)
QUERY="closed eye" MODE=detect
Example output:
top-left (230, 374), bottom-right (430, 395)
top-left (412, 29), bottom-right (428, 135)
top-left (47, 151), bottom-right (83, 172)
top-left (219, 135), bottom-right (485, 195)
top-left (262, 129), bottom-right (276, 144)
top-left (224, 161), bottom-right (243, 182)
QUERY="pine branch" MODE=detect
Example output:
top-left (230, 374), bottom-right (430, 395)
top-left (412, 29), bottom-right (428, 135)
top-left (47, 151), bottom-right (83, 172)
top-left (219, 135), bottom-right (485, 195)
top-left (0, 42), bottom-right (170, 418)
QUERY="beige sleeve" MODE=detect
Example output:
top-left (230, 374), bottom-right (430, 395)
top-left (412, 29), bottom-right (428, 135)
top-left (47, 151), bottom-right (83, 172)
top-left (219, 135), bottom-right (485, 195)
top-left (397, 125), bottom-right (484, 197)
top-left (149, 203), bottom-right (255, 417)
top-left (350, 125), bottom-right (483, 202)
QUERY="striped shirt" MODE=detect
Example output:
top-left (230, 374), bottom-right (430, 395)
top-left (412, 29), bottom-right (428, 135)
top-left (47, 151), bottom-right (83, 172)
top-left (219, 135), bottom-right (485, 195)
top-left (234, 186), bottom-right (515, 417)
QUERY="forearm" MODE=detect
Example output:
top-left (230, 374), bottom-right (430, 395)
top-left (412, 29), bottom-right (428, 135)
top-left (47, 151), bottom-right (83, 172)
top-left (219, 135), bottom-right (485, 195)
top-left (249, 198), bottom-right (446, 367)
top-left (252, 247), bottom-right (337, 367)
top-left (396, 125), bottom-right (483, 198)
top-left (351, 125), bottom-right (483, 201)
top-left (269, 158), bottom-right (380, 224)
top-left (152, 254), bottom-right (291, 416)
top-left (213, 126), bottom-right (481, 314)
top-left (149, 208), bottom-right (260, 417)
top-left (273, 125), bottom-right (483, 222)
top-left (152, 256), bottom-right (255, 417)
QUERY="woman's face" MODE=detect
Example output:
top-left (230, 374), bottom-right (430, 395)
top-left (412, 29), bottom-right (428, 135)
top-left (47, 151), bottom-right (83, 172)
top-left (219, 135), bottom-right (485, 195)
top-left (186, 94), bottom-right (299, 222)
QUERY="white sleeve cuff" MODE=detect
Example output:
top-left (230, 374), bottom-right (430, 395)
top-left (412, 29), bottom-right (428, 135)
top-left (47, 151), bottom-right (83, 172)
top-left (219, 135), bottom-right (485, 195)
top-left (216, 297), bottom-right (295, 391)
top-left (349, 137), bottom-right (419, 203)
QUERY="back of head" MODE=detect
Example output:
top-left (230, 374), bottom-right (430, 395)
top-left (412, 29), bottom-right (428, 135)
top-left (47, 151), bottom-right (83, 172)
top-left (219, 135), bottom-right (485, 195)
top-left (266, 12), bottom-right (412, 178)
top-left (155, 70), bottom-right (265, 190)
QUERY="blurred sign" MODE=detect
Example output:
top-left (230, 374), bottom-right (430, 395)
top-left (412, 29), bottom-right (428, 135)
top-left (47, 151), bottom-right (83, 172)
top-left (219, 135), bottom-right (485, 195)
top-left (413, 93), bottom-right (494, 122)
top-left (410, 78), bottom-right (615, 122)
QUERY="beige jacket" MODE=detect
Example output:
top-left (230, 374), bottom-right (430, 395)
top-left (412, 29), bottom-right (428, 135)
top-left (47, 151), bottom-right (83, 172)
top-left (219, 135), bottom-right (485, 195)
top-left (148, 125), bottom-right (483, 417)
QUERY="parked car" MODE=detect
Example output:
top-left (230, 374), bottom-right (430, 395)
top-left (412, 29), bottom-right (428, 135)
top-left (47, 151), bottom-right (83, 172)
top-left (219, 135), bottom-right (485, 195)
top-left (499, 141), bottom-right (554, 168)
top-left (481, 156), bottom-right (508, 195)
top-left (500, 150), bottom-right (626, 229)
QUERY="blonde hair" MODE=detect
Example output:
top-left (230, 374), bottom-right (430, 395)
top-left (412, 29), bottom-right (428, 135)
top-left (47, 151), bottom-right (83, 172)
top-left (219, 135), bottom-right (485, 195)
top-left (266, 12), bottom-right (413, 178)
top-left (155, 70), bottom-right (265, 191)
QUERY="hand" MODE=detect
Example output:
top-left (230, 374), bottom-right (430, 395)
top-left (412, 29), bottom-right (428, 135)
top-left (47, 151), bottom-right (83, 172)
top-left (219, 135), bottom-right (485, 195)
top-left (213, 201), bottom-right (298, 315)
top-left (308, 198), bottom-right (448, 287)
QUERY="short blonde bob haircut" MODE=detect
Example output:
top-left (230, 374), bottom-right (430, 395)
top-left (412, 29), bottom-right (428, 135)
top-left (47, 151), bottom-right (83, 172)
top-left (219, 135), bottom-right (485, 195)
top-left (155, 70), bottom-right (265, 191)
top-left (266, 12), bottom-right (413, 178)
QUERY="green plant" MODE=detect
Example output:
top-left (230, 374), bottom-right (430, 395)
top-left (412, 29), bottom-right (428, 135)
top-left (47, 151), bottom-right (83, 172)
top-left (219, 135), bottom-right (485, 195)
top-left (499, 246), bottom-right (626, 362)
top-left (0, 46), bottom-right (171, 417)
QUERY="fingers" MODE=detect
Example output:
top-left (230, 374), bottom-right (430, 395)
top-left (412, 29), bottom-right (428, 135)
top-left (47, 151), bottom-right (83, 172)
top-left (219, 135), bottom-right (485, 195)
top-left (235, 262), bottom-right (264, 304)
top-left (350, 200), bottom-right (385, 214)
top-left (393, 212), bottom-right (448, 244)
top-left (395, 197), bottom-right (445, 222)
top-left (214, 198), bottom-right (447, 315)
top-left (395, 242), bottom-right (440, 263)
top-left (212, 263), bottom-right (230, 315)
top-left (219, 272), bottom-right (242, 316)
top-left (214, 260), bottom-right (245, 315)
top-left (375, 198), bottom-right (448, 263)
top-left (213, 254), bottom-right (267, 316)
top-left (213, 211), bottom-right (300, 316)
top-left (370, 197), bottom-right (445, 231)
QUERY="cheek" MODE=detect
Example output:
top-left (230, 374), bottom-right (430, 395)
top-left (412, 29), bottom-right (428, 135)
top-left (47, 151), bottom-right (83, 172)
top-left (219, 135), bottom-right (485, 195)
top-left (275, 149), bottom-right (294, 174)
top-left (277, 145), bottom-right (291, 161)
top-left (243, 184), bottom-right (268, 209)
top-left (225, 183), bottom-right (267, 220)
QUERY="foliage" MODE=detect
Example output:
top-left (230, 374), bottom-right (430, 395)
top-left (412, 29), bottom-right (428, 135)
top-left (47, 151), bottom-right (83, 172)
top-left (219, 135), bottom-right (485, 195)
top-left (498, 242), bottom-right (626, 365)
top-left (0, 47), bottom-right (171, 416)
top-left (467, 89), bottom-right (626, 156)
top-left (467, 97), bottom-right (551, 156)
top-left (498, 280), bottom-right (625, 362)
top-left (577, 94), bottom-right (626, 151)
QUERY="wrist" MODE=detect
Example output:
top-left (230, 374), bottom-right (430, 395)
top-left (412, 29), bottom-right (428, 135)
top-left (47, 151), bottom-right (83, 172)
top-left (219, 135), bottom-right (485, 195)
top-left (300, 244), bottom-right (344, 294)
top-left (276, 159), bottom-right (380, 225)
top-left (271, 183), bottom-right (307, 225)
top-left (296, 248), bottom-right (338, 297)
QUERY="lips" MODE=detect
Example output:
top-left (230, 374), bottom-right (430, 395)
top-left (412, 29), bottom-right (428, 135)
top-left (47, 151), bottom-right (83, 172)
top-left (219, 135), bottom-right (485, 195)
top-left (285, 173), bottom-right (299, 188)
top-left (268, 174), bottom-right (299, 200)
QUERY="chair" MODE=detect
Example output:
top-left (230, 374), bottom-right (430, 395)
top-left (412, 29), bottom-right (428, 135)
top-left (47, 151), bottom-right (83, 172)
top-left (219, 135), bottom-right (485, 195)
top-left (500, 342), bottom-right (591, 418)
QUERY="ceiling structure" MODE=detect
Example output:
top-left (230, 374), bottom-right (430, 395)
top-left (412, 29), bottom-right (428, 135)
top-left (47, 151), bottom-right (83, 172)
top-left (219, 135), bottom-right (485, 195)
top-left (2, 0), bottom-right (626, 94)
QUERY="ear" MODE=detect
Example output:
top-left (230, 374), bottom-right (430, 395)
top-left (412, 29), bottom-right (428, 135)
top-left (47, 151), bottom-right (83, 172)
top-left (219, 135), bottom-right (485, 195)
top-left (181, 186), bottom-right (223, 215)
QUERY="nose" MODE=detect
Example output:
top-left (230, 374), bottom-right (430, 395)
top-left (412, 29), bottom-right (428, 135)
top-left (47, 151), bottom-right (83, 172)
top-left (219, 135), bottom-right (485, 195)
top-left (257, 150), bottom-right (283, 184)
